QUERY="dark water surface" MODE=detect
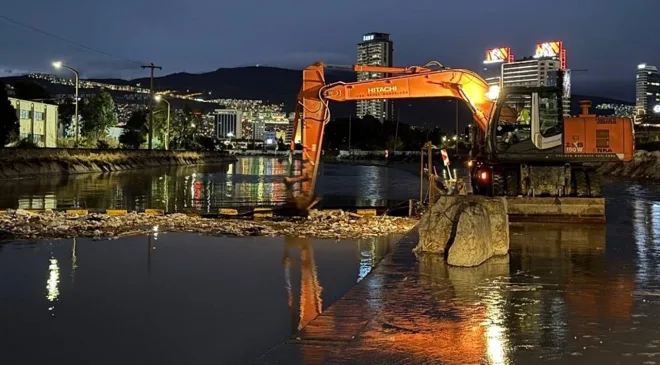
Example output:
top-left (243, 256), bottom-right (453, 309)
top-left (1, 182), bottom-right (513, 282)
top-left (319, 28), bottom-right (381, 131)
top-left (3, 158), bottom-right (660, 363)
top-left (0, 233), bottom-right (399, 365)
top-left (0, 157), bottom-right (421, 211)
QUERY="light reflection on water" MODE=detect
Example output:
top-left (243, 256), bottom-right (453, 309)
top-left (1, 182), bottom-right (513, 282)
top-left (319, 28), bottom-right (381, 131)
top-left (0, 157), bottom-right (419, 211)
top-left (0, 233), bottom-right (399, 365)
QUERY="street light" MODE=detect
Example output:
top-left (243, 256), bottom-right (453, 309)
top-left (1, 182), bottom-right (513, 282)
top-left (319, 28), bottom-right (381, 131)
top-left (154, 95), bottom-right (170, 150)
top-left (52, 61), bottom-right (80, 146)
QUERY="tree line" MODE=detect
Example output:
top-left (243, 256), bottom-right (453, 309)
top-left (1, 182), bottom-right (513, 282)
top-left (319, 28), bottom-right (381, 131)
top-left (322, 115), bottom-right (463, 151)
top-left (0, 80), bottom-right (465, 151)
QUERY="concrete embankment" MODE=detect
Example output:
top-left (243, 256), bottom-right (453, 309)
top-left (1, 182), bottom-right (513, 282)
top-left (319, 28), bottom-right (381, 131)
top-left (597, 150), bottom-right (660, 179)
top-left (252, 227), bottom-right (510, 364)
top-left (0, 148), bottom-right (237, 179)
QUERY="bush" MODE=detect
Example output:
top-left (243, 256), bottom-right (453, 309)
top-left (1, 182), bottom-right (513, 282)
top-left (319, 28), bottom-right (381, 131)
top-left (16, 138), bottom-right (39, 148)
top-left (96, 139), bottom-right (110, 149)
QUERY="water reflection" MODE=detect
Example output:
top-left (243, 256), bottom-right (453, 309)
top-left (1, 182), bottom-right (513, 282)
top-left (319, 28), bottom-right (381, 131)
top-left (354, 223), bottom-right (640, 365)
top-left (46, 255), bottom-right (60, 315)
top-left (0, 233), bottom-right (398, 365)
top-left (283, 237), bottom-right (323, 332)
top-left (356, 236), bottom-right (393, 282)
top-left (0, 157), bottom-right (419, 211)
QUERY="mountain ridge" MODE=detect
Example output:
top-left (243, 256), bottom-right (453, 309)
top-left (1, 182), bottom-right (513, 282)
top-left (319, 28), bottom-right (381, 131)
top-left (1, 65), bottom-right (634, 128)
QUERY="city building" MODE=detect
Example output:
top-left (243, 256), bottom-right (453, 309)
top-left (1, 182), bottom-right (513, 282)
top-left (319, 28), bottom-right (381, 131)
top-left (8, 97), bottom-right (58, 147)
top-left (251, 119), bottom-right (266, 141)
top-left (215, 109), bottom-right (243, 139)
top-left (635, 63), bottom-right (660, 117)
top-left (356, 32), bottom-right (394, 122)
top-left (482, 47), bottom-right (514, 87)
top-left (501, 41), bottom-right (570, 116)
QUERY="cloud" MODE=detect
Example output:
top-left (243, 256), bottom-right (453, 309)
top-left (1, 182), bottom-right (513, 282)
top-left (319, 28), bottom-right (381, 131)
top-left (0, 66), bottom-right (31, 77)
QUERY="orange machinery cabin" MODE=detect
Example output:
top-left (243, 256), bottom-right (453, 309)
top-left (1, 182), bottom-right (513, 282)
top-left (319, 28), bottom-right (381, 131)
top-left (564, 101), bottom-right (635, 160)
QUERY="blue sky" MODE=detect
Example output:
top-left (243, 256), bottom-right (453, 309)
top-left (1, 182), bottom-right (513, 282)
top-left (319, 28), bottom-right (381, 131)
top-left (1, 0), bottom-right (658, 100)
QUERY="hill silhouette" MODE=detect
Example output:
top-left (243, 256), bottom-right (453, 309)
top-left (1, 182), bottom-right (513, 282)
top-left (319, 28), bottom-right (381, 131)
top-left (1, 66), bottom-right (633, 129)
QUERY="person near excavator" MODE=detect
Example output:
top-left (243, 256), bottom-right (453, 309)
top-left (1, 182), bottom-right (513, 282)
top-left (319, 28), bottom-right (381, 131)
top-left (516, 101), bottom-right (531, 125)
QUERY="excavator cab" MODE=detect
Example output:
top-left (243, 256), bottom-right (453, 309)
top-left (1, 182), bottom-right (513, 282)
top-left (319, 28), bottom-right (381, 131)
top-left (488, 87), bottom-right (563, 158)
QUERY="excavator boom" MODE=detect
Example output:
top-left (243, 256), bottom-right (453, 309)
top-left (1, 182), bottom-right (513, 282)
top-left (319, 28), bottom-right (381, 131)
top-left (286, 62), bottom-right (498, 208)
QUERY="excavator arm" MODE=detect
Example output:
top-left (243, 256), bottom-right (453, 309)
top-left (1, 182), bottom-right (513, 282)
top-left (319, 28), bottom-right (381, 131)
top-left (285, 62), bottom-right (500, 212)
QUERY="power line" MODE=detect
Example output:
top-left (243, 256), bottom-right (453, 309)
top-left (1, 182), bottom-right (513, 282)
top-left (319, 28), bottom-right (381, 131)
top-left (0, 14), bottom-right (144, 66)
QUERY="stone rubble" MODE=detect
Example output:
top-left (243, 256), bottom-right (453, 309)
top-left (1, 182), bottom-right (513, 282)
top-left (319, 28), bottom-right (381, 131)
top-left (0, 209), bottom-right (418, 241)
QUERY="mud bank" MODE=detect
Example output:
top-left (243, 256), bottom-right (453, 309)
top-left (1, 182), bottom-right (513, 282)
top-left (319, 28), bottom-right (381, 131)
top-left (0, 209), bottom-right (418, 241)
top-left (597, 150), bottom-right (660, 179)
top-left (0, 148), bottom-right (237, 179)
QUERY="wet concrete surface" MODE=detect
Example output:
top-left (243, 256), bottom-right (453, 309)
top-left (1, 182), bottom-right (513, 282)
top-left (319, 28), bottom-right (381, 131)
top-left (0, 233), bottom-right (400, 365)
top-left (253, 218), bottom-right (660, 364)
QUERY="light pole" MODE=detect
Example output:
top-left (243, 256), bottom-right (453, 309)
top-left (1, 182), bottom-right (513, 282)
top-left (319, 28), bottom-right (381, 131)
top-left (52, 61), bottom-right (79, 146)
top-left (154, 95), bottom-right (170, 150)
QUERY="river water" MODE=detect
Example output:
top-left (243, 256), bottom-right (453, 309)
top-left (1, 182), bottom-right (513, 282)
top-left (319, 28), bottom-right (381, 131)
top-left (0, 157), bottom-right (421, 211)
top-left (2, 158), bottom-right (660, 364)
top-left (0, 233), bottom-right (400, 365)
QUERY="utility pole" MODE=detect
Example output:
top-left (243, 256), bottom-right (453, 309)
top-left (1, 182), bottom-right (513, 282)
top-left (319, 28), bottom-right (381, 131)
top-left (348, 114), bottom-right (352, 150)
top-left (141, 63), bottom-right (162, 150)
top-left (394, 107), bottom-right (400, 152)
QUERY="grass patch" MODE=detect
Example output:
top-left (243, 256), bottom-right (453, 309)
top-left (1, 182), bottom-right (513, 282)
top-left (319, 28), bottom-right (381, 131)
top-left (0, 148), bottom-right (229, 165)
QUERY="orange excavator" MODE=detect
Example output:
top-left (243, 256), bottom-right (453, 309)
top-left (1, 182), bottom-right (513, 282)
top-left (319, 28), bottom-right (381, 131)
top-left (285, 61), bottom-right (635, 212)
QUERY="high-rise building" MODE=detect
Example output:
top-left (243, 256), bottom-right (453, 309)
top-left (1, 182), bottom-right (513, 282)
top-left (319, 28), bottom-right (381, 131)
top-left (636, 63), bottom-right (660, 117)
top-left (482, 47), bottom-right (514, 87)
top-left (215, 109), bottom-right (243, 139)
top-left (356, 32), bottom-right (394, 122)
top-left (501, 41), bottom-right (570, 116)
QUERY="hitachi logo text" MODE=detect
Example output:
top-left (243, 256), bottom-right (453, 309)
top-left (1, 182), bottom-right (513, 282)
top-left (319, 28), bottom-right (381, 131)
top-left (367, 86), bottom-right (397, 93)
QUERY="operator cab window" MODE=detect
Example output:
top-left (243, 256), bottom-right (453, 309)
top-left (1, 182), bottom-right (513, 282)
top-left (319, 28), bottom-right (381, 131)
top-left (538, 91), bottom-right (563, 138)
top-left (495, 92), bottom-right (532, 152)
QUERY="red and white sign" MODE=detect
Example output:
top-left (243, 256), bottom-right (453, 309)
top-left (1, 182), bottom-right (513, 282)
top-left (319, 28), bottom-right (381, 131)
top-left (441, 149), bottom-right (450, 166)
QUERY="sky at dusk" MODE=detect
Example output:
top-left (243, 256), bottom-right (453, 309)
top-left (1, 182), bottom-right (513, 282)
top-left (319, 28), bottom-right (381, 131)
top-left (1, 0), bottom-right (659, 100)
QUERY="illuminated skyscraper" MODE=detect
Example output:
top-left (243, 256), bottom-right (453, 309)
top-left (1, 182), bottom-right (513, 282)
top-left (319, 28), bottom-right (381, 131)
top-left (356, 32), bottom-right (393, 122)
top-left (482, 47), bottom-right (513, 87)
top-left (501, 41), bottom-right (570, 116)
top-left (636, 63), bottom-right (660, 117)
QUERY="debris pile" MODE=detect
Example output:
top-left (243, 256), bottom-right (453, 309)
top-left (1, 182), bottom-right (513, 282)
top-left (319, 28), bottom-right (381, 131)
top-left (0, 209), bottom-right (418, 241)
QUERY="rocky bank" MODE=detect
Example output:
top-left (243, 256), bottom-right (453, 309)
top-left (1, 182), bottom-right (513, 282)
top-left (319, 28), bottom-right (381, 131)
top-left (0, 148), bottom-right (237, 179)
top-left (0, 209), bottom-right (418, 241)
top-left (597, 150), bottom-right (660, 179)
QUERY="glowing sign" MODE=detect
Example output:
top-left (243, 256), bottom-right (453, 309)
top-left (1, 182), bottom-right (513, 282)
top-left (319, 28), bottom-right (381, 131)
top-left (534, 41), bottom-right (562, 59)
top-left (639, 63), bottom-right (648, 69)
top-left (483, 47), bottom-right (511, 64)
top-left (363, 34), bottom-right (374, 42)
top-left (654, 104), bottom-right (660, 114)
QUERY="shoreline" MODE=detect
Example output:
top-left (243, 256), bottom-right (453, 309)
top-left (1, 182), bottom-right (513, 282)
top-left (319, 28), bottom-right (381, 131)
top-left (597, 150), bottom-right (660, 179)
top-left (0, 148), bottom-right (237, 179)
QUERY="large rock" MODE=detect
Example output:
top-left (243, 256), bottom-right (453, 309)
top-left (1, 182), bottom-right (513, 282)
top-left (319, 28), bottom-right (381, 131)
top-left (446, 204), bottom-right (493, 267)
top-left (478, 196), bottom-right (509, 255)
top-left (415, 195), bottom-right (509, 267)
top-left (415, 196), bottom-right (466, 254)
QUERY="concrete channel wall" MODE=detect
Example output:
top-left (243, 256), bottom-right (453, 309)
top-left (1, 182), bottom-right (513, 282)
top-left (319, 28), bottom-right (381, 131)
top-left (0, 148), bottom-right (237, 179)
top-left (253, 228), bottom-right (423, 364)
